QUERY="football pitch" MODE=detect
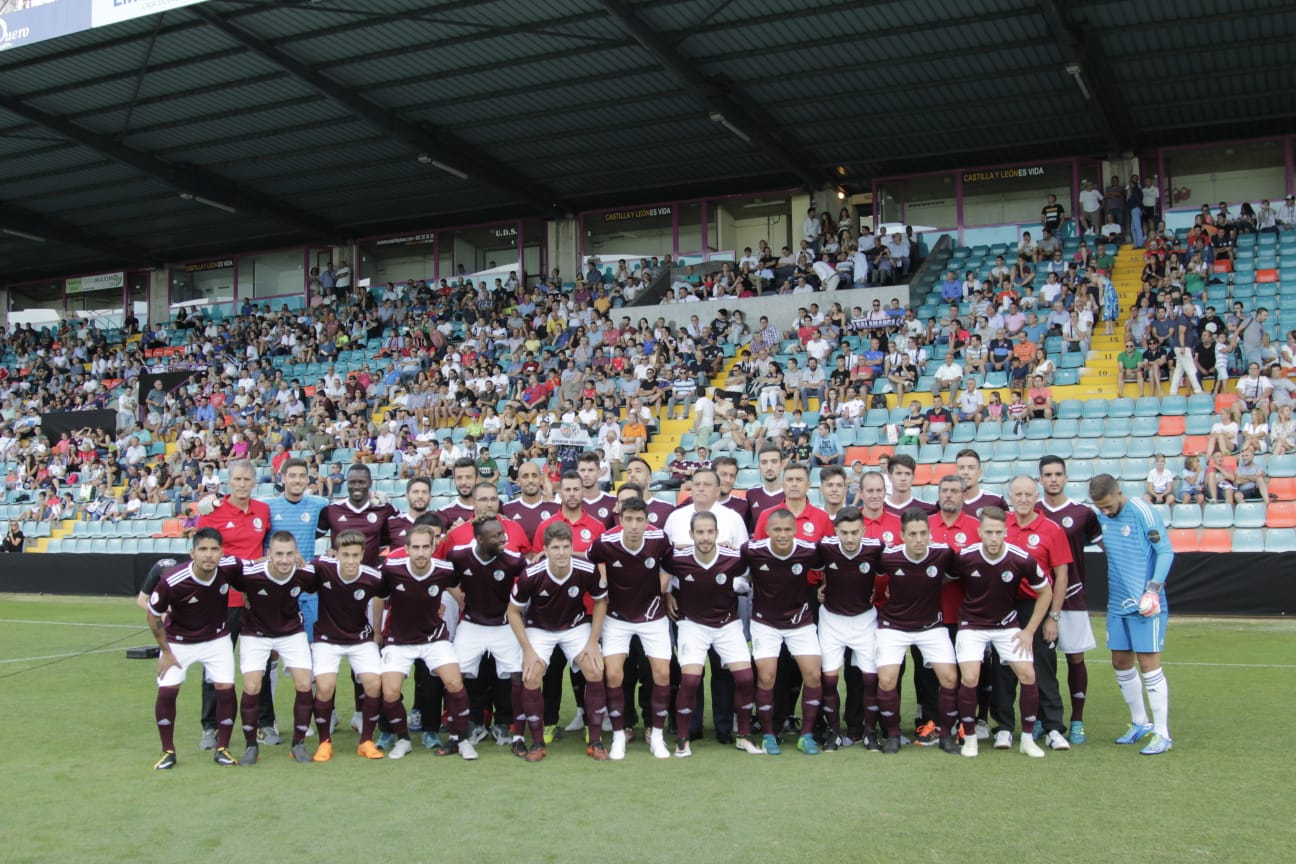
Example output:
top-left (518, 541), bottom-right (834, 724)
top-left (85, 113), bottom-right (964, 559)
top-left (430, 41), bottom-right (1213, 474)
top-left (1, 594), bottom-right (1293, 864)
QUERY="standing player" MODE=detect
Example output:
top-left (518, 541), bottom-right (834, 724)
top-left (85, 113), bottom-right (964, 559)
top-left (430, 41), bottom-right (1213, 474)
top-left (384, 476), bottom-right (434, 550)
top-left (267, 458), bottom-right (329, 642)
top-left (442, 517), bottom-right (528, 757)
top-left (377, 524), bottom-right (477, 760)
top-left (744, 445), bottom-right (786, 529)
top-left (849, 471), bottom-right (903, 747)
top-left (508, 523), bottom-right (610, 762)
top-left (146, 528), bottom-right (243, 769)
top-left (956, 449), bottom-right (1006, 517)
top-left (663, 510), bottom-right (763, 757)
top-left (875, 509), bottom-right (960, 754)
top-left (883, 454), bottom-right (938, 516)
top-left (816, 507), bottom-right (883, 751)
top-left (950, 508), bottom-right (1052, 758)
top-left (578, 451), bottom-right (617, 528)
top-left (712, 455), bottom-right (750, 526)
top-left (500, 460), bottom-right (559, 541)
top-left (1038, 455), bottom-right (1102, 744)
top-left (437, 458), bottom-right (480, 526)
top-left (664, 469), bottom-right (749, 549)
top-left (1088, 474), bottom-right (1174, 755)
top-left (229, 532), bottom-right (318, 765)
top-left (302, 530), bottom-right (388, 762)
top-left (438, 481), bottom-right (531, 555)
top-left (623, 457), bottom-right (676, 528)
top-left (588, 497), bottom-right (674, 760)
top-left (745, 508), bottom-right (826, 755)
top-left (998, 475), bottom-right (1072, 751)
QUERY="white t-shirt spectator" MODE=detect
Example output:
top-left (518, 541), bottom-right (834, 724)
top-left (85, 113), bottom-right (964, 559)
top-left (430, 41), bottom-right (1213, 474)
top-left (1146, 467), bottom-right (1174, 495)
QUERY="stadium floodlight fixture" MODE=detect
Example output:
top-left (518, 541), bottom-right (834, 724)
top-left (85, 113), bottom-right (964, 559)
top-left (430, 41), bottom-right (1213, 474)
top-left (177, 192), bottom-right (236, 214)
top-left (2, 227), bottom-right (45, 242)
top-left (416, 153), bottom-right (469, 180)
top-left (708, 111), bottom-right (751, 144)
top-left (1064, 63), bottom-right (1092, 100)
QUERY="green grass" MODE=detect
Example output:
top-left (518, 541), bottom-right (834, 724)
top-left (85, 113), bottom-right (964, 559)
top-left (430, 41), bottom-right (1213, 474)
top-left (1, 594), bottom-right (1293, 864)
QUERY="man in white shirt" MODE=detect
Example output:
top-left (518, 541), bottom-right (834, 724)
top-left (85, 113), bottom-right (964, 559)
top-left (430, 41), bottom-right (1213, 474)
top-left (851, 245), bottom-right (871, 287)
top-left (801, 206), bottom-right (819, 254)
top-left (956, 378), bottom-right (985, 425)
top-left (662, 469), bottom-right (749, 549)
top-left (800, 358), bottom-right (827, 406)
top-left (1278, 194), bottom-right (1296, 231)
top-left (812, 253), bottom-right (840, 291)
top-left (932, 351), bottom-right (963, 398)
top-left (885, 233), bottom-right (909, 277)
top-left (805, 331), bottom-right (832, 364)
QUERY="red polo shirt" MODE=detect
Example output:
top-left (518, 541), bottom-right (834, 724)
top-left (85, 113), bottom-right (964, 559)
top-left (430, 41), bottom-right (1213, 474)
top-left (197, 496), bottom-right (271, 608)
top-left (437, 515), bottom-right (532, 558)
top-left (862, 510), bottom-right (903, 609)
top-left (929, 511), bottom-right (982, 623)
top-left (1006, 511), bottom-right (1072, 599)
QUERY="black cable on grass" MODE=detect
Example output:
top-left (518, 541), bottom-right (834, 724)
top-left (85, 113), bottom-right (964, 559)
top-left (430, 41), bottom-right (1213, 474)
top-left (0, 628), bottom-right (149, 680)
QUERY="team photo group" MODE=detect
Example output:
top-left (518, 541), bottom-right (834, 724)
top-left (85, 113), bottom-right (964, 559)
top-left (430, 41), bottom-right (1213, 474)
top-left (142, 447), bottom-right (1175, 770)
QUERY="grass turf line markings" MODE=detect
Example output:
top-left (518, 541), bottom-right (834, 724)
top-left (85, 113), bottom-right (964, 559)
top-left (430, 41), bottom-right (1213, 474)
top-left (0, 618), bottom-right (145, 629)
top-left (0, 647), bottom-right (132, 664)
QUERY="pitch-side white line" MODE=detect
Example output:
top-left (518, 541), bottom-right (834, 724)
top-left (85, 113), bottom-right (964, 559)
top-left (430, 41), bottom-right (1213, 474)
top-left (0, 647), bottom-right (130, 664)
top-left (0, 618), bottom-right (143, 629)
top-left (1168, 661), bottom-right (1296, 669)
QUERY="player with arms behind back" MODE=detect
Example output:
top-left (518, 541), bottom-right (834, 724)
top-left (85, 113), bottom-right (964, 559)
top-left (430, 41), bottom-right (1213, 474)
top-left (1088, 474), bottom-right (1175, 755)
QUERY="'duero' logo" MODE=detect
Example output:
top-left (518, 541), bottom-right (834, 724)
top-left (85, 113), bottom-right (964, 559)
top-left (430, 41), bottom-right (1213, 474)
top-left (0, 17), bottom-right (33, 51)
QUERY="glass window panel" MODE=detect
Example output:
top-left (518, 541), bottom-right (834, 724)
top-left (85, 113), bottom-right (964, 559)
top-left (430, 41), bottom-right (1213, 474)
top-left (710, 194), bottom-right (792, 260)
top-left (676, 201), bottom-right (702, 257)
top-left (358, 233), bottom-right (438, 287)
top-left (584, 205), bottom-right (674, 268)
top-left (170, 261), bottom-right (234, 304)
top-left (1166, 141), bottom-right (1286, 208)
top-left (902, 173), bottom-right (957, 228)
top-left (242, 249), bottom-right (305, 298)
top-left (959, 162), bottom-right (1071, 227)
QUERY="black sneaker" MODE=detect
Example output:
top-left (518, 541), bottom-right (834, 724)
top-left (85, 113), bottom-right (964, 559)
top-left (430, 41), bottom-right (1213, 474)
top-left (914, 720), bottom-right (939, 746)
top-left (715, 731), bottom-right (735, 745)
top-left (510, 738), bottom-right (529, 759)
top-left (822, 731), bottom-right (840, 751)
top-left (153, 750), bottom-right (177, 771)
top-left (882, 736), bottom-right (901, 754)
top-left (938, 734), bottom-right (960, 754)
top-left (212, 746), bottom-right (237, 766)
top-left (433, 736), bottom-right (461, 757)
top-left (238, 744), bottom-right (259, 766)
top-left (863, 732), bottom-right (882, 752)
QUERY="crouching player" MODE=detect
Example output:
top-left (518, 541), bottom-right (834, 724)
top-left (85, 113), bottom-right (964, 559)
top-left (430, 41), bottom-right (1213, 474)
top-left (950, 507), bottom-right (1053, 758)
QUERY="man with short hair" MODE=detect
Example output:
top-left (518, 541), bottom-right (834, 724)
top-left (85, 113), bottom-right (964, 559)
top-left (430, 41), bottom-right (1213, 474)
top-left (1089, 474), bottom-right (1174, 755)
top-left (437, 458), bottom-right (480, 526)
top-left (956, 449), bottom-right (1006, 517)
top-left (711, 455), bottom-right (750, 526)
top-left (932, 351), bottom-right (963, 398)
top-left (577, 450), bottom-right (617, 527)
top-left (500, 460), bottom-right (558, 541)
top-left (745, 445), bottom-right (786, 529)
top-left (951, 507), bottom-right (1053, 758)
top-left (664, 469), bottom-right (750, 550)
top-left (146, 528), bottom-right (243, 769)
top-left (622, 457), bottom-right (676, 528)
top-left (883, 454), bottom-right (937, 516)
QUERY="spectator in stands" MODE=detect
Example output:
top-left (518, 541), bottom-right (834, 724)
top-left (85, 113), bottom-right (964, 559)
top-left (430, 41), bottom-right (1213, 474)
top-left (955, 378), bottom-right (985, 426)
top-left (810, 422), bottom-right (844, 467)
top-left (1143, 454), bottom-right (1176, 507)
top-left (1178, 455), bottom-right (1205, 506)
top-left (1234, 362), bottom-right (1273, 425)
top-left (1269, 404), bottom-right (1296, 455)
top-left (1205, 408), bottom-right (1240, 458)
top-left (1257, 199), bottom-right (1278, 233)
top-left (1232, 447), bottom-right (1270, 503)
top-left (1278, 194), bottom-right (1296, 231)
top-left (923, 396), bottom-right (955, 446)
top-left (1141, 335), bottom-right (1171, 397)
top-left (1117, 338), bottom-right (1143, 397)
top-left (1078, 181), bottom-right (1102, 236)
top-left (1027, 375), bottom-right (1054, 420)
top-left (931, 351), bottom-right (963, 398)
top-left (1126, 176), bottom-right (1145, 247)
top-left (1, 520), bottom-right (23, 553)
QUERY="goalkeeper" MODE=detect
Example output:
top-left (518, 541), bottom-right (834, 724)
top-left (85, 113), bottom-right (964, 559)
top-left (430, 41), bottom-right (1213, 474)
top-left (1087, 474), bottom-right (1174, 756)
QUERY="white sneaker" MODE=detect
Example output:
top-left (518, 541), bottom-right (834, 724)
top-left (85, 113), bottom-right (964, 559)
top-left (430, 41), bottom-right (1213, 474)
top-left (649, 730), bottom-right (671, 760)
top-left (961, 736), bottom-right (979, 758)
top-left (564, 708), bottom-right (585, 732)
top-left (609, 730), bottom-right (626, 761)
top-left (673, 740), bottom-right (692, 758)
top-left (975, 719), bottom-right (990, 740)
top-left (458, 739), bottom-right (479, 761)
top-left (993, 730), bottom-right (1012, 750)
top-left (349, 711), bottom-right (362, 733)
top-left (387, 739), bottom-right (412, 760)
top-left (1046, 730), bottom-right (1071, 751)
top-left (1020, 733), bottom-right (1046, 758)
top-left (735, 735), bottom-right (765, 755)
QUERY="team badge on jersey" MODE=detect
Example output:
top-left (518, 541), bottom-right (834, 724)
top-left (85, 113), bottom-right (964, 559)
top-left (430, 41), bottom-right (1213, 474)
top-left (353, 588), bottom-right (365, 600)
top-left (301, 512), bottom-right (312, 523)
top-left (644, 557), bottom-right (656, 568)
top-left (567, 585), bottom-right (580, 598)
top-left (290, 587), bottom-right (301, 597)
top-left (791, 563), bottom-right (803, 575)
top-left (493, 569), bottom-right (506, 581)
top-left (428, 585), bottom-right (440, 597)
top-left (367, 512), bottom-right (378, 523)
top-left (926, 565), bottom-right (938, 578)
top-left (1062, 516), bottom-right (1074, 528)
top-left (580, 529), bottom-right (592, 541)
top-left (150, 591), bottom-right (160, 605)
top-left (859, 562), bottom-right (871, 574)
top-left (1028, 533), bottom-right (1040, 546)
top-left (541, 510), bottom-right (552, 520)
top-left (716, 574), bottom-right (728, 585)
top-left (1121, 525), bottom-right (1131, 536)
top-left (1001, 571), bottom-right (1014, 582)
top-left (598, 507), bottom-right (609, 518)
top-left (802, 523), bottom-right (814, 534)
top-left (883, 531), bottom-right (895, 544)
top-left (649, 514), bottom-right (660, 523)
top-left (955, 532), bottom-right (967, 544)
top-left (253, 518), bottom-right (263, 530)
top-left (219, 583), bottom-right (229, 594)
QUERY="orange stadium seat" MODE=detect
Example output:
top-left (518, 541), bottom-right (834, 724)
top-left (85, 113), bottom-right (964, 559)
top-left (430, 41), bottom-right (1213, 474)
top-left (844, 446), bottom-right (869, 465)
top-left (1256, 268), bottom-right (1279, 283)
top-left (930, 463), bottom-right (957, 482)
top-left (1265, 502), bottom-right (1296, 528)
top-left (152, 519), bottom-right (184, 538)
top-left (1196, 529), bottom-right (1233, 553)
top-left (1181, 435), bottom-right (1209, 455)
top-left (1158, 416), bottom-right (1186, 436)
top-left (1269, 477), bottom-right (1296, 501)
top-left (868, 445), bottom-right (895, 465)
top-left (1212, 260), bottom-right (1232, 273)
top-left (1168, 529), bottom-right (1199, 552)
top-left (1215, 393), bottom-right (1239, 413)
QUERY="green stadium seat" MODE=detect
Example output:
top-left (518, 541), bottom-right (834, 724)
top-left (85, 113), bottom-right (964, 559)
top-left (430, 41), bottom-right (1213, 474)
top-left (1185, 414), bottom-right (1214, 435)
top-left (1134, 397), bottom-right (1161, 416)
top-left (1056, 399), bottom-right (1083, 420)
top-left (1025, 419), bottom-right (1052, 439)
top-left (865, 409), bottom-right (889, 426)
top-left (1130, 416), bottom-right (1159, 437)
top-left (1154, 436), bottom-right (1185, 456)
top-left (1160, 395), bottom-right (1188, 416)
top-left (1265, 531), bottom-right (1296, 552)
top-left (1081, 400), bottom-right (1109, 419)
top-left (1064, 481), bottom-right (1089, 500)
top-left (1092, 458), bottom-right (1123, 478)
top-left (918, 444), bottom-right (944, 464)
top-left (1051, 419), bottom-right (1078, 438)
top-left (1077, 419), bottom-right (1104, 438)
top-left (992, 441), bottom-right (1019, 462)
top-left (1058, 352), bottom-right (1084, 369)
top-left (1267, 454), bottom-right (1296, 477)
top-left (1201, 503), bottom-right (1234, 528)
top-left (1071, 440), bottom-right (1100, 459)
top-left (983, 462), bottom-right (1012, 484)
top-left (1234, 502), bottom-right (1267, 528)
top-left (1126, 437), bottom-right (1155, 459)
top-left (1106, 398), bottom-right (1135, 418)
top-left (975, 422), bottom-right (1002, 442)
top-left (1150, 503), bottom-right (1172, 525)
top-left (1018, 439), bottom-right (1047, 461)
top-left (950, 424), bottom-right (975, 443)
top-left (1104, 418), bottom-right (1132, 438)
top-left (1046, 439), bottom-right (1073, 459)
top-left (1170, 507), bottom-right (1202, 529)
top-left (941, 444), bottom-right (964, 462)
top-left (1054, 369), bottom-right (1080, 386)
top-left (1233, 529), bottom-right (1266, 552)
top-left (1120, 480), bottom-right (1147, 501)
top-left (105, 538), bottom-right (123, 554)
top-left (1099, 438), bottom-right (1129, 459)
top-left (1119, 459), bottom-right (1147, 481)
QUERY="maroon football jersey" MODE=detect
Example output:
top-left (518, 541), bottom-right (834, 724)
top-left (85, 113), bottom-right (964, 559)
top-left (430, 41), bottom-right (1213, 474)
top-left (437, 499), bottom-right (475, 527)
top-left (305, 557), bottom-right (387, 644)
top-left (744, 485), bottom-right (785, 531)
top-left (510, 558), bottom-right (606, 631)
top-left (379, 558), bottom-right (458, 644)
top-left (439, 543), bottom-right (526, 627)
top-left (147, 557), bottom-right (242, 643)
top-left (500, 497), bottom-right (559, 542)
top-left (587, 529), bottom-right (672, 623)
top-left (818, 536), bottom-right (884, 616)
top-left (743, 538), bottom-right (823, 628)
top-left (1038, 498), bottom-right (1102, 611)
top-left (318, 500), bottom-right (397, 566)
top-left (883, 496), bottom-right (938, 518)
top-left (718, 494), bottom-right (750, 527)
top-left (385, 511), bottom-right (419, 550)
top-left (877, 543), bottom-right (954, 631)
top-left (962, 489), bottom-right (1007, 519)
top-left (662, 546), bottom-right (748, 627)
top-left (952, 543), bottom-right (1049, 629)
top-left (230, 561), bottom-right (313, 638)
top-left (581, 492), bottom-right (618, 528)
top-left (645, 497), bottom-right (675, 530)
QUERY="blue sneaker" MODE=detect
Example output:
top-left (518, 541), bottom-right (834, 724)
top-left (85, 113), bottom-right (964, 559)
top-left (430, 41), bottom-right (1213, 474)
top-left (1115, 722), bottom-right (1154, 745)
top-left (761, 734), bottom-right (781, 755)
top-left (421, 731), bottom-right (442, 750)
top-left (1068, 721), bottom-right (1086, 745)
top-left (1032, 722), bottom-right (1044, 740)
top-left (1139, 734), bottom-right (1173, 755)
top-left (796, 733), bottom-right (821, 755)
top-left (375, 731), bottom-right (397, 751)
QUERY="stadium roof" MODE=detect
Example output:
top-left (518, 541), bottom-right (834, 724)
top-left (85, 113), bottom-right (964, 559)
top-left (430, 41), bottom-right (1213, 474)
top-left (1, 0), bottom-right (1293, 281)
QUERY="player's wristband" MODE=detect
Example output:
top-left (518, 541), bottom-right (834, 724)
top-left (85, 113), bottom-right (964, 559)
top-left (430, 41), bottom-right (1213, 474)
top-left (1144, 580), bottom-right (1163, 595)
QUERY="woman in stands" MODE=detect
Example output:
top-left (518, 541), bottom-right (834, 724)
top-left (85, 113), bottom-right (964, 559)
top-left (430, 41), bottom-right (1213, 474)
top-left (1269, 405), bottom-right (1296, 456)
top-left (1179, 455), bottom-right (1206, 506)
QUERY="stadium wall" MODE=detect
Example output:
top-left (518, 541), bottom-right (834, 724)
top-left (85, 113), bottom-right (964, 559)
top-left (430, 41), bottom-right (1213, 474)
top-left (649, 282), bottom-right (912, 336)
top-left (1, 553), bottom-right (1291, 616)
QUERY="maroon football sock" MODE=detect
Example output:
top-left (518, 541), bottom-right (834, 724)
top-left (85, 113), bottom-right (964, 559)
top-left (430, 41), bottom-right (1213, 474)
top-left (649, 683), bottom-right (670, 731)
top-left (800, 684), bottom-right (822, 735)
top-left (313, 697), bottom-right (333, 743)
top-left (877, 686), bottom-right (901, 738)
top-left (957, 683), bottom-right (979, 738)
top-left (821, 673), bottom-right (840, 734)
top-left (214, 687), bottom-right (237, 749)
top-left (522, 686), bottom-right (544, 746)
top-left (732, 667), bottom-right (755, 736)
top-left (240, 691), bottom-right (260, 746)
top-left (445, 687), bottom-right (470, 738)
top-left (675, 673), bottom-right (701, 741)
top-left (583, 679), bottom-right (606, 744)
top-left (606, 682), bottom-right (626, 732)
top-left (382, 698), bottom-right (409, 740)
top-left (1067, 661), bottom-right (1088, 723)
top-left (360, 694), bottom-right (380, 743)
top-left (861, 672), bottom-right (880, 734)
top-left (511, 676), bottom-right (526, 735)
top-left (155, 686), bottom-right (179, 751)
top-left (756, 687), bottom-right (774, 736)
top-left (937, 685), bottom-right (958, 736)
top-left (1020, 682), bottom-right (1039, 730)
top-left (292, 690), bottom-right (313, 744)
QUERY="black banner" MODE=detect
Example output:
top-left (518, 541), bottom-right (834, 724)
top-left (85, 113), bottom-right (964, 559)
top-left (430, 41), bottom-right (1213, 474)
top-left (38, 409), bottom-right (117, 442)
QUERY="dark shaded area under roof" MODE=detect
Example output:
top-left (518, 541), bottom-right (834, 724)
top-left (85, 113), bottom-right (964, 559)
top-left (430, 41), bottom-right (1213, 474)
top-left (1, 0), bottom-right (1293, 282)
